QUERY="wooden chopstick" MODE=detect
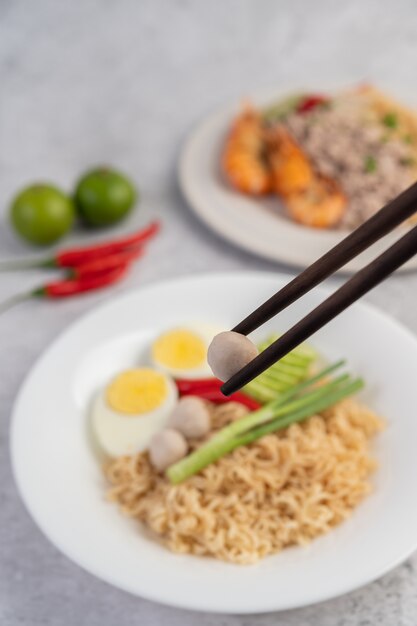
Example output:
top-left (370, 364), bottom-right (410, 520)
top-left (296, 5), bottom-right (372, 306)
top-left (233, 180), bottom-right (417, 336)
top-left (221, 213), bottom-right (417, 397)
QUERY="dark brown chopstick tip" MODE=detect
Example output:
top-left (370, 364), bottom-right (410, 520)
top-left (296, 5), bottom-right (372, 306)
top-left (220, 366), bottom-right (254, 396)
top-left (220, 380), bottom-right (235, 396)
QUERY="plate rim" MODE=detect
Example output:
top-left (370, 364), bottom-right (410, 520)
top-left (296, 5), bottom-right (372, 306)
top-left (10, 270), bottom-right (417, 613)
top-left (178, 87), bottom-right (417, 274)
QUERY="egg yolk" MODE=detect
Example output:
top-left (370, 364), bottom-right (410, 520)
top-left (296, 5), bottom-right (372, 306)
top-left (152, 329), bottom-right (206, 370)
top-left (106, 368), bottom-right (168, 415)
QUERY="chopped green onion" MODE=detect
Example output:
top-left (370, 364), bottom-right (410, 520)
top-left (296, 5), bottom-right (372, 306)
top-left (364, 155), bottom-right (377, 173)
top-left (382, 112), bottom-right (398, 129)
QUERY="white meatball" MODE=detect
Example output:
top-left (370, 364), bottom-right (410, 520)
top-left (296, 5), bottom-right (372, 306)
top-left (207, 331), bottom-right (259, 382)
top-left (168, 396), bottom-right (211, 439)
top-left (149, 429), bottom-right (188, 472)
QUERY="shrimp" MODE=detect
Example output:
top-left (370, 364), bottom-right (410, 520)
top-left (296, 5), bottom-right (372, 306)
top-left (222, 110), bottom-right (346, 227)
top-left (266, 125), bottom-right (346, 228)
top-left (285, 175), bottom-right (347, 228)
top-left (266, 125), bottom-right (314, 196)
top-left (222, 107), bottom-right (272, 195)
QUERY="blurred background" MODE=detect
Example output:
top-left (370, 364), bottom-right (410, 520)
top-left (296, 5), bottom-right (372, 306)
top-left (1, 1), bottom-right (417, 625)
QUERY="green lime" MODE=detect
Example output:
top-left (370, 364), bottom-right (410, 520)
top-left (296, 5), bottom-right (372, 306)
top-left (10, 184), bottom-right (75, 246)
top-left (74, 167), bottom-right (137, 227)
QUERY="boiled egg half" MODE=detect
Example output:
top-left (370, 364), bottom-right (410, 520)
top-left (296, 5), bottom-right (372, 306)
top-left (151, 323), bottom-right (221, 379)
top-left (91, 367), bottom-right (178, 457)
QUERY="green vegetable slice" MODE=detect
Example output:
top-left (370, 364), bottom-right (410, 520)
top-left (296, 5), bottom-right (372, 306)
top-left (244, 334), bottom-right (317, 403)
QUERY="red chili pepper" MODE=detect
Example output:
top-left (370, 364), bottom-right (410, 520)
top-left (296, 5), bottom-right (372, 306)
top-left (35, 264), bottom-right (128, 298)
top-left (180, 387), bottom-right (261, 410)
top-left (176, 378), bottom-right (223, 394)
top-left (0, 262), bottom-right (130, 314)
top-left (73, 248), bottom-right (143, 278)
top-left (297, 95), bottom-right (328, 114)
top-left (176, 378), bottom-right (261, 410)
top-left (56, 221), bottom-right (160, 267)
top-left (0, 221), bottom-right (160, 271)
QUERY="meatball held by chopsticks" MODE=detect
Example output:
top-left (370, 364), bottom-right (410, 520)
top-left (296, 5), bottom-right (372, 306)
top-left (207, 331), bottom-right (259, 382)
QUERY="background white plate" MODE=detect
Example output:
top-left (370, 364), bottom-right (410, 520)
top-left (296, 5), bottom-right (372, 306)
top-left (10, 272), bottom-right (417, 613)
top-left (179, 85), bottom-right (417, 272)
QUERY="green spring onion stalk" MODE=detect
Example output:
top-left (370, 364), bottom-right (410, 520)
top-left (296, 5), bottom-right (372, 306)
top-left (167, 361), bottom-right (359, 484)
top-left (232, 378), bottom-right (364, 448)
top-left (169, 378), bottom-right (363, 484)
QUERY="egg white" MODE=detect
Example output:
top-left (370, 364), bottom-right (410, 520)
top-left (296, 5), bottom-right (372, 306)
top-left (91, 376), bottom-right (178, 458)
top-left (151, 323), bottom-right (224, 379)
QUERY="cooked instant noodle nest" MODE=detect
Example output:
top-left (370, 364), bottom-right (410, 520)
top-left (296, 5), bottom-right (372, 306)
top-left (105, 399), bottom-right (383, 565)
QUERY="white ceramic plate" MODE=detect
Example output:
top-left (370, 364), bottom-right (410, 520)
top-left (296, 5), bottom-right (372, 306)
top-left (179, 85), bottom-right (417, 272)
top-left (10, 272), bottom-right (417, 613)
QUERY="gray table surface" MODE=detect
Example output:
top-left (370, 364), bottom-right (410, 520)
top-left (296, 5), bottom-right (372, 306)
top-left (1, 1), bottom-right (417, 624)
